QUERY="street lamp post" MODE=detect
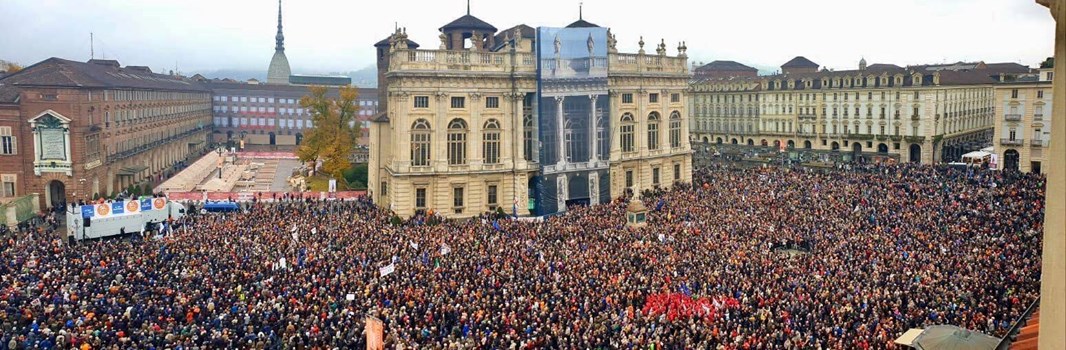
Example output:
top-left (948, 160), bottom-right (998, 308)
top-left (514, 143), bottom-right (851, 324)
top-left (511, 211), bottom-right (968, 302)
top-left (217, 148), bottom-right (224, 179)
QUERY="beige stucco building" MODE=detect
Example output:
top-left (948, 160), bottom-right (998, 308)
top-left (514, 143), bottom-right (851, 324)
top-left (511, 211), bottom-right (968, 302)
top-left (992, 59), bottom-right (1054, 173)
top-left (688, 57), bottom-right (1040, 164)
top-left (369, 10), bottom-right (691, 218)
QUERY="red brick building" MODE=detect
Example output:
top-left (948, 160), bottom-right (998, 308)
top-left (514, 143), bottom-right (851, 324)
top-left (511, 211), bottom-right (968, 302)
top-left (0, 58), bottom-right (212, 210)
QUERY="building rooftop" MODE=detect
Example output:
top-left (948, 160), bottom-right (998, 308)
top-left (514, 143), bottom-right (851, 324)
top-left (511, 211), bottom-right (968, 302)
top-left (0, 57), bottom-right (208, 92)
top-left (781, 56), bottom-right (819, 68)
top-left (288, 74), bottom-right (351, 87)
top-left (696, 60), bottom-right (758, 72)
top-left (375, 36), bottom-right (420, 48)
top-left (439, 14), bottom-right (497, 33)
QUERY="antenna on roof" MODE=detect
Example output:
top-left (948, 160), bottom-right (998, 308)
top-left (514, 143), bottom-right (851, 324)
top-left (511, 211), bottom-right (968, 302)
top-left (90, 32), bottom-right (94, 59)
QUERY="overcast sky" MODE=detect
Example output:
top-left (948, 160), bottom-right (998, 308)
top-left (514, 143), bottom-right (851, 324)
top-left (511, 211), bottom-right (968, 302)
top-left (0, 0), bottom-right (1055, 75)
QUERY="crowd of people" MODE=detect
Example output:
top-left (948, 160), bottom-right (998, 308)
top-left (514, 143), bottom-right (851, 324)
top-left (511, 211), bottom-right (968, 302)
top-left (0, 162), bottom-right (1044, 349)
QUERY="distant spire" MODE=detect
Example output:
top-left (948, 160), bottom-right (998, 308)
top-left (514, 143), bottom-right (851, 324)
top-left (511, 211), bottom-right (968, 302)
top-left (467, 0), bottom-right (471, 15)
top-left (579, 2), bottom-right (583, 20)
top-left (275, 0), bottom-right (285, 52)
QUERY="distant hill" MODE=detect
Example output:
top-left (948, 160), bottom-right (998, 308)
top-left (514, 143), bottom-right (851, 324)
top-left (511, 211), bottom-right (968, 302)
top-left (190, 65), bottom-right (378, 88)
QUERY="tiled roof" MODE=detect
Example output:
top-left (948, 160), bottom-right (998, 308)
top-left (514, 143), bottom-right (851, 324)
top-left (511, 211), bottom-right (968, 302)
top-left (865, 63), bottom-right (903, 71)
top-left (0, 85), bottom-right (20, 103)
top-left (936, 70), bottom-right (998, 85)
top-left (374, 36), bottom-right (420, 49)
top-left (565, 19), bottom-right (599, 28)
top-left (0, 57), bottom-right (208, 92)
top-left (492, 24), bottom-right (536, 51)
top-left (439, 14), bottom-right (497, 33)
top-left (781, 56), bottom-right (819, 68)
top-left (205, 81), bottom-right (377, 99)
top-left (980, 62), bottom-right (1033, 74)
top-left (696, 60), bottom-right (758, 72)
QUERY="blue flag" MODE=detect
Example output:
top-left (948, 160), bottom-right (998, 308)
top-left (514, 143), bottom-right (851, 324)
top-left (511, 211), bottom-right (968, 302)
top-left (492, 220), bottom-right (502, 232)
top-left (655, 199), bottom-right (666, 211)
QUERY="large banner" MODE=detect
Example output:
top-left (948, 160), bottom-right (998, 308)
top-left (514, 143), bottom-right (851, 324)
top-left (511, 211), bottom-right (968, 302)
top-left (81, 197), bottom-right (168, 219)
top-left (531, 26), bottom-right (611, 216)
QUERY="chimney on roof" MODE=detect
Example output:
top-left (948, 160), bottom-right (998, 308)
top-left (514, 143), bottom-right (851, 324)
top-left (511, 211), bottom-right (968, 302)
top-left (88, 59), bottom-right (120, 68)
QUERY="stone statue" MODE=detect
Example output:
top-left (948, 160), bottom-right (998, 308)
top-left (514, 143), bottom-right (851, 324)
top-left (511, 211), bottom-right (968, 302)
top-left (657, 39), bottom-right (666, 56)
top-left (638, 36), bottom-right (645, 55)
top-left (470, 30), bottom-right (481, 51)
top-left (586, 33), bottom-right (595, 54)
top-left (606, 29), bottom-right (617, 53)
top-left (554, 35), bottom-right (562, 55)
top-left (439, 32), bottom-right (448, 50)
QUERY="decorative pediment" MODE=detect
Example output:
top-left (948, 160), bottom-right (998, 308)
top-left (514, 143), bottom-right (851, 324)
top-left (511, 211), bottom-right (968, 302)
top-left (29, 110), bottom-right (72, 124)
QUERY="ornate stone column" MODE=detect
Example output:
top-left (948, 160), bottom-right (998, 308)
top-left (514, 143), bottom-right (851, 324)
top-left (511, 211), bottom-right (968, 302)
top-left (556, 96), bottom-right (566, 165)
top-left (1037, 1), bottom-right (1065, 348)
top-left (589, 94), bottom-right (598, 162)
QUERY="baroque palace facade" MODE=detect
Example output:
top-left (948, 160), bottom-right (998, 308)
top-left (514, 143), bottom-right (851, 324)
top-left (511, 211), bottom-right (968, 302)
top-left (689, 57), bottom-right (1035, 164)
top-left (370, 9), bottom-right (691, 218)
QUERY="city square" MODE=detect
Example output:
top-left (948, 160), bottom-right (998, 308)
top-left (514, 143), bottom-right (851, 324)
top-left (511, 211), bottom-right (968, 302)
top-left (0, 0), bottom-right (1063, 348)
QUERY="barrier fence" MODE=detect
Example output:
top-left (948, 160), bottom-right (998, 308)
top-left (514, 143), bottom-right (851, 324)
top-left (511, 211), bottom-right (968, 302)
top-left (165, 191), bottom-right (368, 202)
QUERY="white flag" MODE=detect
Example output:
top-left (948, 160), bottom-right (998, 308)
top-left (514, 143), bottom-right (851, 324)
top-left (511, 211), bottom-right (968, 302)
top-left (410, 241), bottom-right (419, 250)
top-left (440, 243), bottom-right (451, 256)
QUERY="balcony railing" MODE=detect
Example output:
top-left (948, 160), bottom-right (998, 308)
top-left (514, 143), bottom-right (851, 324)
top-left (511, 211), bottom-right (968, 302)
top-left (1031, 139), bottom-right (1046, 147)
top-left (1034, 114), bottom-right (1043, 121)
top-left (1000, 138), bottom-right (1024, 146)
top-left (389, 49), bottom-right (537, 74)
top-left (798, 114), bottom-right (817, 121)
top-left (388, 48), bottom-right (689, 76)
top-left (1004, 114), bottom-right (1022, 122)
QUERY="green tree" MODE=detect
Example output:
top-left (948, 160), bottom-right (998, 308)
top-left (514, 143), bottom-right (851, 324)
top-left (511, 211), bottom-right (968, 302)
top-left (296, 86), bottom-right (360, 179)
top-left (0, 60), bottom-right (22, 73)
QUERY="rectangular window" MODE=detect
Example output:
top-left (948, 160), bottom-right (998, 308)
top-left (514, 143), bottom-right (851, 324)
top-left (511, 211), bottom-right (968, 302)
top-left (649, 93), bottom-right (659, 103)
top-left (2, 179), bottom-right (14, 197)
top-left (625, 170), bottom-right (634, 188)
top-left (411, 132), bottom-right (430, 166)
top-left (652, 167), bottom-right (660, 185)
top-left (670, 93), bottom-right (680, 103)
top-left (380, 182), bottom-right (388, 196)
top-left (622, 93), bottom-right (633, 104)
top-left (450, 96), bottom-right (465, 109)
top-left (483, 131), bottom-right (500, 164)
top-left (621, 124), bottom-right (635, 153)
top-left (414, 96), bottom-right (429, 108)
top-left (487, 185), bottom-right (498, 208)
top-left (0, 136), bottom-right (14, 155)
top-left (453, 187), bottom-right (464, 209)
top-left (1011, 89), bottom-right (1018, 98)
top-left (415, 188), bottom-right (427, 209)
top-left (485, 96), bottom-right (499, 109)
top-left (673, 164), bottom-right (681, 181)
top-left (1037, 90), bottom-right (1044, 99)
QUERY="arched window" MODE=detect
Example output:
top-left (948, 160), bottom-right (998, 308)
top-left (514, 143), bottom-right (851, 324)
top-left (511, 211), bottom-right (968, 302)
top-left (411, 119), bottom-right (431, 166)
top-left (523, 114), bottom-right (534, 162)
top-left (621, 113), bottom-right (635, 153)
top-left (447, 119), bottom-right (467, 165)
top-left (483, 119), bottom-right (500, 164)
top-left (669, 111), bottom-right (682, 148)
top-left (647, 112), bottom-right (660, 150)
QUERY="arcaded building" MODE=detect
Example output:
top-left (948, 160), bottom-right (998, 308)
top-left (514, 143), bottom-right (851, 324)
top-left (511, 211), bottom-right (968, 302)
top-left (370, 7), bottom-right (691, 218)
top-left (992, 58), bottom-right (1055, 173)
top-left (689, 56), bottom-right (1036, 164)
top-left (0, 58), bottom-right (211, 209)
